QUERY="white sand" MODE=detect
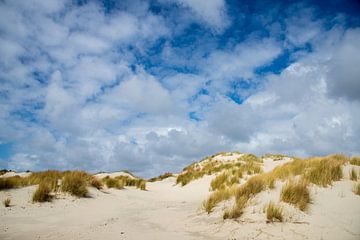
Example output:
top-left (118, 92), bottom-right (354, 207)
top-left (0, 160), bottom-right (359, 239)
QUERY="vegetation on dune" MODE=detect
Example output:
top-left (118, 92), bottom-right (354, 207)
top-left (61, 171), bottom-right (89, 197)
top-left (203, 154), bottom-right (349, 219)
top-left (33, 183), bottom-right (53, 202)
top-left (0, 176), bottom-right (25, 190)
top-left (223, 196), bottom-right (247, 219)
top-left (349, 168), bottom-right (358, 181)
top-left (262, 153), bottom-right (288, 161)
top-left (148, 172), bottom-right (173, 182)
top-left (102, 175), bottom-right (147, 190)
top-left (353, 182), bottom-right (360, 195)
top-left (3, 197), bottom-right (11, 207)
top-left (280, 179), bottom-right (310, 211)
top-left (303, 156), bottom-right (343, 187)
top-left (103, 176), bottom-right (124, 189)
top-left (350, 156), bottom-right (360, 166)
top-left (266, 201), bottom-right (283, 222)
top-left (177, 153), bottom-right (262, 186)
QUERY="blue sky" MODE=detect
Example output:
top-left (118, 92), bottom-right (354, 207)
top-left (0, 0), bottom-right (360, 177)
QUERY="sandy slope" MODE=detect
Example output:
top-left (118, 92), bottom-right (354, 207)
top-left (1, 160), bottom-right (360, 240)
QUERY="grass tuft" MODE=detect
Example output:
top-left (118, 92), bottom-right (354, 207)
top-left (61, 171), bottom-right (88, 197)
top-left (349, 168), bottom-right (358, 181)
top-left (303, 156), bottom-right (343, 187)
top-left (280, 179), bottom-right (310, 211)
top-left (266, 201), bottom-right (283, 222)
top-left (353, 182), bottom-right (360, 195)
top-left (350, 156), bottom-right (360, 166)
top-left (3, 197), bottom-right (11, 207)
top-left (32, 183), bottom-right (52, 202)
top-left (103, 177), bottom-right (124, 189)
top-left (223, 196), bottom-right (247, 219)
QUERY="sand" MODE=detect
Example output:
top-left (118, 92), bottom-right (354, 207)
top-left (1, 160), bottom-right (360, 240)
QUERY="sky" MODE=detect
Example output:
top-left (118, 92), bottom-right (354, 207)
top-left (0, 0), bottom-right (360, 177)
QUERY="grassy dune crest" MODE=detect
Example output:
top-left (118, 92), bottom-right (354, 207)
top-left (203, 154), bottom-right (350, 219)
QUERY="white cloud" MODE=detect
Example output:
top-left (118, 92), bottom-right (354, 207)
top-left (204, 38), bottom-right (282, 80)
top-left (176, 0), bottom-right (229, 31)
top-left (1, 0), bottom-right (359, 178)
top-left (326, 28), bottom-right (360, 101)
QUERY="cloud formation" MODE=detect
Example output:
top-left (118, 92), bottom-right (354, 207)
top-left (0, 0), bottom-right (359, 177)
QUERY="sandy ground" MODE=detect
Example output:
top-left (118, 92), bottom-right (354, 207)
top-left (1, 160), bottom-right (360, 240)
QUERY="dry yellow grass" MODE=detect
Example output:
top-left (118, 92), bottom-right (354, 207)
top-left (202, 153), bottom-right (348, 217)
top-left (303, 156), bottom-right (343, 187)
top-left (223, 196), bottom-right (247, 219)
top-left (280, 179), bottom-right (310, 211)
top-left (32, 183), bottom-right (52, 202)
top-left (148, 172), bottom-right (173, 182)
top-left (177, 153), bottom-right (262, 186)
top-left (61, 171), bottom-right (88, 197)
top-left (349, 156), bottom-right (360, 166)
top-left (349, 168), bottom-right (358, 181)
top-left (263, 153), bottom-right (288, 161)
top-left (266, 201), bottom-right (283, 222)
top-left (353, 182), bottom-right (360, 195)
top-left (102, 177), bottom-right (124, 189)
top-left (0, 176), bottom-right (25, 190)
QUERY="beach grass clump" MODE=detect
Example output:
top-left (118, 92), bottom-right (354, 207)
top-left (353, 182), bottom-right (360, 195)
top-left (103, 177), bottom-right (124, 189)
top-left (27, 170), bottom-right (63, 190)
top-left (236, 176), bottom-right (265, 199)
top-left (349, 168), bottom-right (358, 181)
top-left (223, 196), bottom-right (247, 219)
top-left (32, 183), bottom-right (52, 202)
top-left (203, 186), bottom-right (237, 213)
top-left (266, 201), bottom-right (283, 222)
top-left (3, 197), bottom-right (11, 207)
top-left (61, 171), bottom-right (88, 197)
top-left (280, 179), bottom-right (310, 211)
top-left (136, 179), bottom-right (146, 190)
top-left (148, 172), bottom-right (173, 182)
top-left (350, 156), bottom-right (360, 166)
top-left (0, 176), bottom-right (25, 190)
top-left (304, 156), bottom-right (343, 187)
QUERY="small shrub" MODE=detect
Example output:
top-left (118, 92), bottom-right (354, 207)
top-left (350, 156), bottom-right (360, 166)
top-left (61, 172), bottom-right (88, 197)
top-left (266, 201), bottom-right (283, 222)
top-left (3, 198), bottom-right (11, 207)
top-left (280, 179), bottom-right (310, 211)
top-left (349, 168), bottom-right (358, 181)
top-left (32, 183), bottom-right (52, 202)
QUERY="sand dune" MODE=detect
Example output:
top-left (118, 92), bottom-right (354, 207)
top-left (1, 154), bottom-right (360, 240)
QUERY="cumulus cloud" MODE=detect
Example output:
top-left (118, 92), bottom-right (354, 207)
top-left (0, 0), bottom-right (359, 177)
top-left (176, 0), bottom-right (229, 31)
top-left (326, 29), bottom-right (360, 101)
